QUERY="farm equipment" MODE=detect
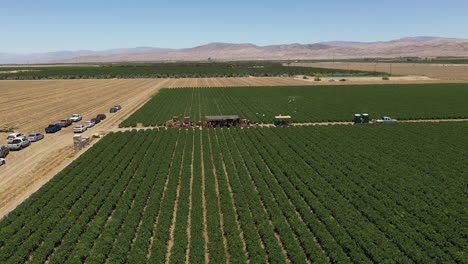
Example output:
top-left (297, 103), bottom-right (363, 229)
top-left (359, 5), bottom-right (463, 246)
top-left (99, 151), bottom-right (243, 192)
top-left (73, 135), bottom-right (90, 150)
top-left (164, 115), bottom-right (251, 128)
top-left (205, 115), bottom-right (240, 127)
top-left (354, 114), bottom-right (397, 124)
top-left (0, 126), bottom-right (15, 133)
top-left (274, 115), bottom-right (292, 126)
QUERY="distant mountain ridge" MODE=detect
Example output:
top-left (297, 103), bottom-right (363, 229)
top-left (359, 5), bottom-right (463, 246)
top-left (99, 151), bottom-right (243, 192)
top-left (0, 47), bottom-right (173, 64)
top-left (1, 36), bottom-right (467, 64)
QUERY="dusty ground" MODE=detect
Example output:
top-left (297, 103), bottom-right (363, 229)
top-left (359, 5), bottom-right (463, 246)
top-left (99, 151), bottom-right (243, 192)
top-left (0, 77), bottom-right (311, 219)
top-left (290, 62), bottom-right (468, 81)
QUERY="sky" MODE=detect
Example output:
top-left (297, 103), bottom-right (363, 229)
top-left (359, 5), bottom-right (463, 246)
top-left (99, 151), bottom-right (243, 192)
top-left (1, 0), bottom-right (468, 53)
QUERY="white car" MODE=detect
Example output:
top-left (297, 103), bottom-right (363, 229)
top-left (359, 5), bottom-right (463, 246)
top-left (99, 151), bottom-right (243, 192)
top-left (84, 120), bottom-right (95, 128)
top-left (73, 125), bottom-right (87, 133)
top-left (28, 133), bottom-right (44, 142)
top-left (70, 114), bottom-right (82, 122)
top-left (7, 133), bottom-right (26, 144)
top-left (0, 158), bottom-right (5, 166)
top-left (8, 138), bottom-right (30, 150)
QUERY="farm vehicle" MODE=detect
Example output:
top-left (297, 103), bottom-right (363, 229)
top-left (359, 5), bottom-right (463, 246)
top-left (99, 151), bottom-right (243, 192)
top-left (354, 114), bottom-right (398, 124)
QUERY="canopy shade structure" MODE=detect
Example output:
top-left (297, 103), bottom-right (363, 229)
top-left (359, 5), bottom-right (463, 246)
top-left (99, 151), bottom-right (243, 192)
top-left (205, 115), bottom-right (240, 121)
top-left (275, 115), bottom-right (292, 119)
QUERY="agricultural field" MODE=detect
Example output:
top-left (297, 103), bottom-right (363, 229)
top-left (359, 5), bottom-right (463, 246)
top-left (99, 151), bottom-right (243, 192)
top-left (291, 62), bottom-right (468, 80)
top-left (0, 77), bottom-right (309, 132)
top-left (0, 62), bottom-right (387, 80)
top-left (0, 122), bottom-right (465, 263)
top-left (0, 77), bottom-right (311, 219)
top-left (120, 83), bottom-right (468, 126)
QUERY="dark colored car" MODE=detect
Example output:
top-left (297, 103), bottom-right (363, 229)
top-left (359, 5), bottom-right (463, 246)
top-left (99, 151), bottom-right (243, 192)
top-left (96, 114), bottom-right (107, 120)
top-left (91, 118), bottom-right (100, 124)
top-left (45, 123), bottom-right (62, 133)
top-left (114, 105), bottom-right (122, 110)
top-left (110, 107), bottom-right (118, 113)
top-left (0, 145), bottom-right (9, 158)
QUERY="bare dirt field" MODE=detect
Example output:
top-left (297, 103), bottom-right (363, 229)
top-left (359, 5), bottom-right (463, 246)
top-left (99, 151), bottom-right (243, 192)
top-left (0, 77), bottom-right (311, 218)
top-left (290, 62), bottom-right (468, 80)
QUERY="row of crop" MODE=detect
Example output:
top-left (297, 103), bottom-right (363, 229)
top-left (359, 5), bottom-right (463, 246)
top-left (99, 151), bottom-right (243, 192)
top-left (263, 126), bottom-right (417, 263)
top-left (221, 128), bottom-right (291, 262)
top-left (201, 130), bottom-right (227, 263)
top-left (0, 132), bottom-right (134, 263)
top-left (147, 130), bottom-right (187, 263)
top-left (334, 125), bottom-right (466, 258)
top-left (205, 129), bottom-right (248, 263)
top-left (226, 128), bottom-right (321, 263)
top-left (88, 129), bottom-right (175, 264)
top-left (212, 128), bottom-right (269, 263)
top-left (120, 83), bottom-right (468, 127)
top-left (0, 63), bottom-right (385, 80)
top-left (0, 123), bottom-right (465, 263)
top-left (124, 129), bottom-right (181, 263)
top-left (237, 127), bottom-right (359, 263)
top-left (261, 124), bottom-right (465, 263)
top-left (48, 131), bottom-right (155, 264)
top-left (168, 130), bottom-right (194, 263)
top-left (0, 133), bottom-right (121, 245)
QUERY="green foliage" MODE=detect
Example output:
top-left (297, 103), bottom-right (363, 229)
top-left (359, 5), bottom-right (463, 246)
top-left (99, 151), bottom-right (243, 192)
top-left (120, 83), bottom-right (468, 127)
top-left (0, 62), bottom-right (386, 80)
top-left (314, 76), bottom-right (321, 81)
top-left (382, 76), bottom-right (389, 80)
top-left (0, 123), bottom-right (465, 263)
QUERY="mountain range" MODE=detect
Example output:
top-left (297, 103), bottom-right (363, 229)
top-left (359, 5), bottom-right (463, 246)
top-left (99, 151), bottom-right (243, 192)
top-left (1, 37), bottom-right (467, 64)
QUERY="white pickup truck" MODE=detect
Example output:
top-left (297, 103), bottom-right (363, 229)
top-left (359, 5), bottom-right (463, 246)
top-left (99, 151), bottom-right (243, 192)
top-left (70, 114), bottom-right (82, 122)
top-left (376, 116), bottom-right (398, 123)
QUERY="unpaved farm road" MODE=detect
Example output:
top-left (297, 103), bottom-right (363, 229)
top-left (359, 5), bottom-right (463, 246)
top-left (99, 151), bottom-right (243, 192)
top-left (0, 77), bottom-right (312, 219)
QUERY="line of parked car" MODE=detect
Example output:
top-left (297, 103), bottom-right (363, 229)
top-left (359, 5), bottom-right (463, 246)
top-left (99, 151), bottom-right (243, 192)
top-left (1, 105), bottom-right (122, 167)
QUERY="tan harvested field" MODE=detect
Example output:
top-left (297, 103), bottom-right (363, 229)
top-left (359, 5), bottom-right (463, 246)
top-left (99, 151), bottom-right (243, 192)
top-left (290, 62), bottom-right (468, 80)
top-left (0, 77), bottom-right (311, 218)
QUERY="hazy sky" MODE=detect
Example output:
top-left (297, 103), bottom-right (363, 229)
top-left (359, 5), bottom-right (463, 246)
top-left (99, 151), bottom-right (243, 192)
top-left (2, 0), bottom-right (467, 53)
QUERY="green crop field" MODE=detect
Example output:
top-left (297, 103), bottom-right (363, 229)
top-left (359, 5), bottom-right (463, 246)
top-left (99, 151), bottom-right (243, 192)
top-left (120, 83), bottom-right (468, 126)
top-left (0, 62), bottom-right (386, 80)
top-left (0, 122), bottom-right (465, 263)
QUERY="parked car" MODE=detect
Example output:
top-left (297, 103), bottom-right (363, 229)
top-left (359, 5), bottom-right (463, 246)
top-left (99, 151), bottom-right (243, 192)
top-left (73, 125), bottom-right (87, 133)
top-left (0, 158), bottom-right (5, 166)
top-left (70, 114), bottom-right (82, 122)
top-left (91, 118), bottom-right (100, 124)
top-left (339, 78), bottom-right (347, 82)
top-left (8, 138), bottom-right (30, 150)
top-left (114, 105), bottom-right (122, 110)
top-left (96, 114), bottom-right (107, 120)
top-left (7, 133), bottom-right (26, 143)
top-left (28, 133), bottom-right (44, 142)
top-left (0, 145), bottom-right (9, 158)
top-left (59, 118), bottom-right (72, 127)
top-left (84, 120), bottom-right (95, 128)
top-left (45, 123), bottom-right (62, 133)
top-left (110, 107), bottom-right (118, 113)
